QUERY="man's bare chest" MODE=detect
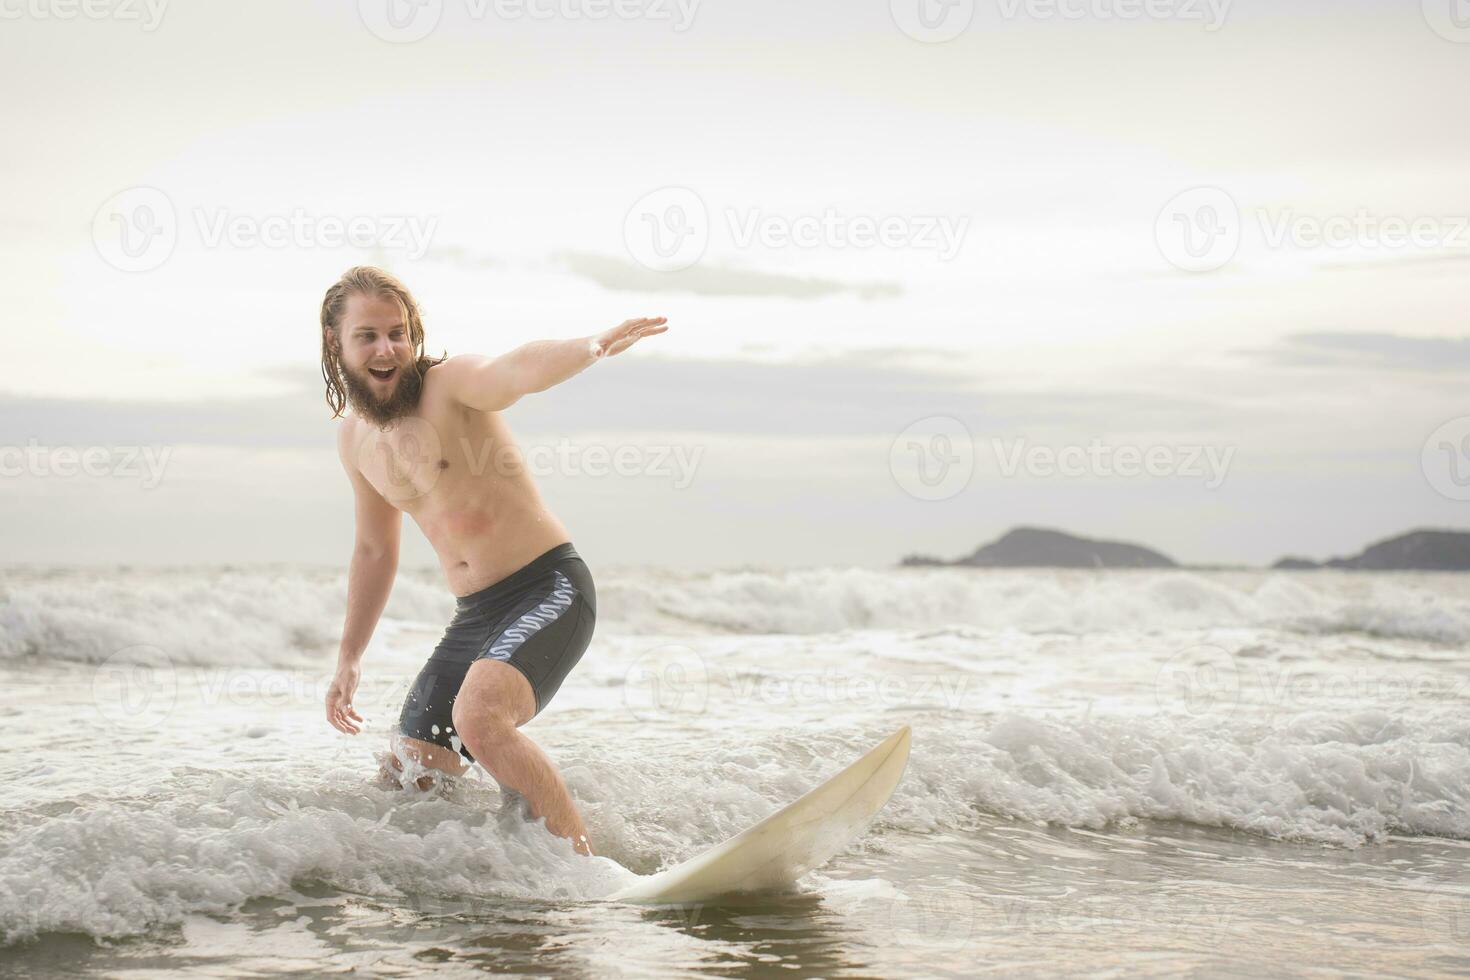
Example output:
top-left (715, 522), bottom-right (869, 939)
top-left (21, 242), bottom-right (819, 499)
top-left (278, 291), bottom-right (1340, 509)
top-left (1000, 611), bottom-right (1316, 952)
top-left (354, 411), bottom-right (513, 508)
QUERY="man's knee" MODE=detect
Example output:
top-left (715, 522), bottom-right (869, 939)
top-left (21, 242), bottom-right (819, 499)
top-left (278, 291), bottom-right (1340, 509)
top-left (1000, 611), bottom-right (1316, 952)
top-left (450, 701), bottom-right (518, 756)
top-left (451, 701), bottom-right (517, 737)
top-left (453, 660), bottom-right (536, 743)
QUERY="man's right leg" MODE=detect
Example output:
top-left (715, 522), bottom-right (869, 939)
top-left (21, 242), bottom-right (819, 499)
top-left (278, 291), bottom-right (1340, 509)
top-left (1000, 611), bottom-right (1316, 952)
top-left (393, 658), bottom-right (476, 789)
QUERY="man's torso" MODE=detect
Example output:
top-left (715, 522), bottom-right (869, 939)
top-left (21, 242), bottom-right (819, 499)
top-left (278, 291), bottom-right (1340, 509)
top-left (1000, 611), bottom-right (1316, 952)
top-left (343, 363), bottom-right (571, 596)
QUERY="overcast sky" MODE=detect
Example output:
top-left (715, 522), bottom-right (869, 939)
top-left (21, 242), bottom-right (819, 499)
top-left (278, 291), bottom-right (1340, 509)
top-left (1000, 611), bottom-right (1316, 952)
top-left (2, 0), bottom-right (1467, 570)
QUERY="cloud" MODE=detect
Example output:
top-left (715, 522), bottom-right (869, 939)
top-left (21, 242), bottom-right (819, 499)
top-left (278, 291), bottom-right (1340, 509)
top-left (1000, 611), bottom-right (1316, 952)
top-left (1244, 332), bottom-right (1470, 372)
top-left (1319, 251), bottom-right (1470, 272)
top-left (0, 391), bottom-right (330, 449)
top-left (549, 250), bottom-right (903, 300)
top-left (420, 244), bottom-right (505, 270)
top-left (0, 350), bottom-right (1242, 451)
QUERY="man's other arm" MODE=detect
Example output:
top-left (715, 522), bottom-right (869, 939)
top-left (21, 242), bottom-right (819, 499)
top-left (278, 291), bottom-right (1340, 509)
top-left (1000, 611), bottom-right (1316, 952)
top-left (335, 420), bottom-right (402, 669)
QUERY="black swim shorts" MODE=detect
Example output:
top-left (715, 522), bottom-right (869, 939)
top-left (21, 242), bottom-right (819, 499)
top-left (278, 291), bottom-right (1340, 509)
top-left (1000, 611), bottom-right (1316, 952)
top-left (396, 542), bottom-right (596, 764)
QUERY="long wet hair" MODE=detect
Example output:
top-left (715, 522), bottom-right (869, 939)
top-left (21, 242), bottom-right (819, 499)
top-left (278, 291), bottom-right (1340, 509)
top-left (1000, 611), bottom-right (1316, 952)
top-left (319, 266), bottom-right (446, 419)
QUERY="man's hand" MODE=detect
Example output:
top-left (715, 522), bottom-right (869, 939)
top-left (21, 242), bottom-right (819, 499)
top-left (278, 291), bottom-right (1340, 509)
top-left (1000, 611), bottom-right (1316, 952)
top-left (326, 662), bottom-right (365, 734)
top-left (591, 317), bottom-right (668, 359)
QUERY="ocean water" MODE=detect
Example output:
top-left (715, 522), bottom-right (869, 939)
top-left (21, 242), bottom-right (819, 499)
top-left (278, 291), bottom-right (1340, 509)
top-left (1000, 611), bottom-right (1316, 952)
top-left (2, 563), bottom-right (1468, 977)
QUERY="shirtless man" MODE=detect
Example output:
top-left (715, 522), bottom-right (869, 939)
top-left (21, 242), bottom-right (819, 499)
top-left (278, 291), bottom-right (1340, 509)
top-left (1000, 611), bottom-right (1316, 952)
top-left (320, 265), bottom-right (667, 858)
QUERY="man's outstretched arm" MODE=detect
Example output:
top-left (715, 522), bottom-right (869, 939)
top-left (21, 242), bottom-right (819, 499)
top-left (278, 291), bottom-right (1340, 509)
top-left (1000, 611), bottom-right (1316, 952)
top-left (442, 316), bottom-right (669, 412)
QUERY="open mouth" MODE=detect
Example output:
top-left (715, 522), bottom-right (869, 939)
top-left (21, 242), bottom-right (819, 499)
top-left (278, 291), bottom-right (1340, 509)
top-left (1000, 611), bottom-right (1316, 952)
top-left (367, 366), bottom-right (398, 383)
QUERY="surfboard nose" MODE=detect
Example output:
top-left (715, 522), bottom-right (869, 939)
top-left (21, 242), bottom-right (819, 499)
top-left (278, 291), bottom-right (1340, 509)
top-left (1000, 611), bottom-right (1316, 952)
top-left (875, 725), bottom-right (912, 780)
top-left (607, 724), bottom-right (916, 904)
top-left (876, 725), bottom-right (912, 764)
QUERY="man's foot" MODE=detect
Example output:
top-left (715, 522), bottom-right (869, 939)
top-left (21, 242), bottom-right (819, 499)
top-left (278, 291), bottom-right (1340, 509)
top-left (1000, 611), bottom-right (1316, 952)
top-left (498, 786), bottom-right (594, 856)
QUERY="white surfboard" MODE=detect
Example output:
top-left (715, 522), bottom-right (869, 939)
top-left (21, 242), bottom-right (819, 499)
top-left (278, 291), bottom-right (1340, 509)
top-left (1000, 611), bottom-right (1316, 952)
top-left (607, 725), bottom-right (912, 904)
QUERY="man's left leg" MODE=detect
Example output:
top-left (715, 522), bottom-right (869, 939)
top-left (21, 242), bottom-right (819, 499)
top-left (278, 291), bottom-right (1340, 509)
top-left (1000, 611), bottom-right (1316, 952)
top-left (378, 734), bottom-right (471, 792)
top-left (451, 659), bottom-right (594, 857)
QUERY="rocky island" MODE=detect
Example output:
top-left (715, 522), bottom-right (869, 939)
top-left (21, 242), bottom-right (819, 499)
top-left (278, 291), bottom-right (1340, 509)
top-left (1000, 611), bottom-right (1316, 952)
top-left (901, 527), bottom-right (1177, 569)
top-left (1272, 529), bottom-right (1470, 572)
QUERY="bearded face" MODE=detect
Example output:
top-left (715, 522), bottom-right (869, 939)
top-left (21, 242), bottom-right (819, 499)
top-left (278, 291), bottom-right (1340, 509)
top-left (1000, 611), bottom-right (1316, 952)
top-left (340, 355), bottom-right (424, 427)
top-left (335, 291), bottom-right (426, 428)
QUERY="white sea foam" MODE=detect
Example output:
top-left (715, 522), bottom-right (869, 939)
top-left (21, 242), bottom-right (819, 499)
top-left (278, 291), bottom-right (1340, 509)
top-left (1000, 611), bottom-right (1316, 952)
top-left (0, 566), bottom-right (453, 667)
top-left (3, 565), bottom-right (1466, 668)
top-left (923, 710), bottom-right (1470, 848)
top-left (0, 770), bottom-right (634, 945)
top-left (2, 564), bottom-right (1467, 947)
top-left (601, 566), bottom-right (1470, 642)
top-left (2, 707), bottom-right (1466, 944)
